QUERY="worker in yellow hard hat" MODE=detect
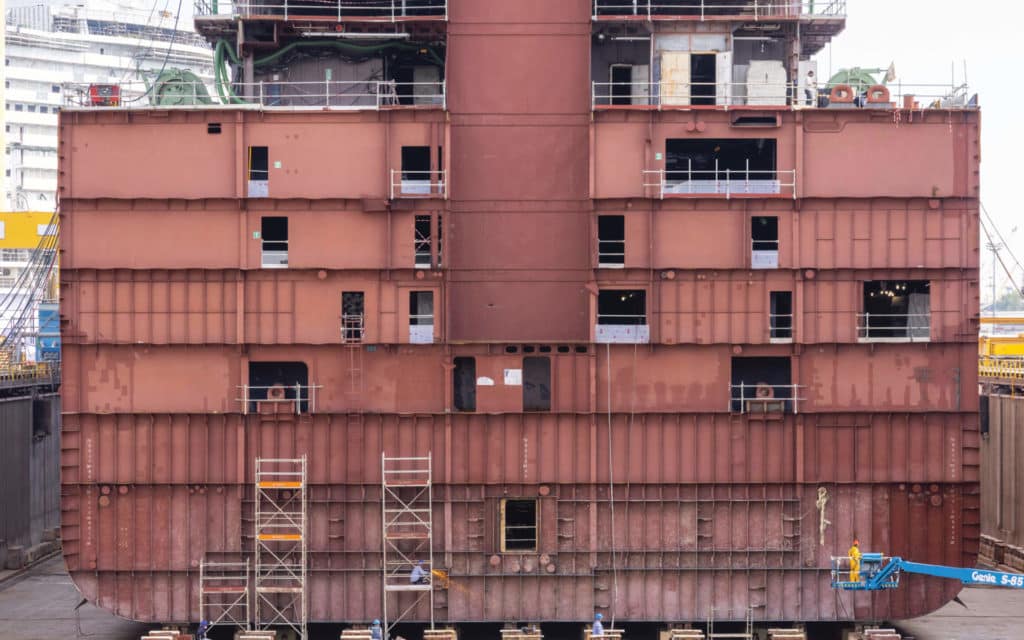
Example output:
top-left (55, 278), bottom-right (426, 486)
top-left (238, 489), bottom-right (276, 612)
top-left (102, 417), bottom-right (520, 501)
top-left (848, 539), bottom-right (862, 583)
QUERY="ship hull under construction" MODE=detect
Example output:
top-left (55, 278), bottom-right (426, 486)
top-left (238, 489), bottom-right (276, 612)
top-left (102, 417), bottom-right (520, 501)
top-left (59, 0), bottom-right (979, 628)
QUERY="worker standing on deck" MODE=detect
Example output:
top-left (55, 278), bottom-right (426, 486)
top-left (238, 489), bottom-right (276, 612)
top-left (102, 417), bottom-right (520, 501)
top-left (196, 619), bottom-right (211, 640)
top-left (848, 539), bottom-right (862, 582)
top-left (592, 612), bottom-right (604, 637)
top-left (371, 619), bottom-right (383, 640)
top-left (410, 559), bottom-right (428, 585)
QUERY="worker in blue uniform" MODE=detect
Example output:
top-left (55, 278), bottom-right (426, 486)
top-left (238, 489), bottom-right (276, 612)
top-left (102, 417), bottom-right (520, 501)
top-left (592, 612), bottom-right (604, 637)
top-left (410, 559), bottom-right (428, 584)
top-left (196, 619), bottom-right (211, 639)
top-left (371, 619), bottom-right (383, 640)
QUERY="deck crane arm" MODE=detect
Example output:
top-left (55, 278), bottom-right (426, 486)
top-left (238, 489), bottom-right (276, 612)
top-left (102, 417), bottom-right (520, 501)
top-left (831, 553), bottom-right (1024, 591)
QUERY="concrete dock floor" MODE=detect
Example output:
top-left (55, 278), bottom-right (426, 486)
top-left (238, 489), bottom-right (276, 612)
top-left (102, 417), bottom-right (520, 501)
top-left (1, 557), bottom-right (1023, 640)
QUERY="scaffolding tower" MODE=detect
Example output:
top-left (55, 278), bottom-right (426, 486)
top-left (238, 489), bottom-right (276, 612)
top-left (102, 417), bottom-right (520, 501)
top-left (254, 456), bottom-right (308, 639)
top-left (382, 453), bottom-right (435, 635)
top-left (199, 558), bottom-right (251, 633)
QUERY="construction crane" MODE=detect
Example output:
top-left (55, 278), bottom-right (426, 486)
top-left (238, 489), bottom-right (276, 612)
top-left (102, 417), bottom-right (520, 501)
top-left (831, 553), bottom-right (1024, 591)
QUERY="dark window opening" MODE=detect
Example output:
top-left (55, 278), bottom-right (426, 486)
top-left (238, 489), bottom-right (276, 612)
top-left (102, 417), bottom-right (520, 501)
top-left (598, 290), bottom-right (646, 325)
top-left (539, 346), bottom-right (552, 353)
top-left (862, 280), bottom-right (931, 340)
top-left (752, 216), bottom-right (778, 251)
top-left (770, 291), bottom-right (793, 339)
top-left (557, 345), bottom-right (571, 354)
top-left (575, 346), bottom-right (588, 353)
top-left (690, 53), bottom-right (716, 106)
top-left (523, 356), bottom-right (551, 412)
top-left (401, 146), bottom-right (431, 180)
top-left (342, 291), bottom-right (365, 342)
top-left (731, 114), bottom-right (780, 128)
top-left (731, 356), bottom-right (793, 414)
top-left (415, 215), bottom-right (432, 267)
top-left (248, 361), bottom-right (310, 413)
top-left (505, 346), bottom-right (519, 354)
top-left (666, 138), bottom-right (776, 182)
top-left (31, 398), bottom-right (52, 438)
top-left (260, 216), bottom-right (288, 268)
top-left (598, 215), bottom-right (625, 267)
top-left (248, 146), bottom-right (269, 181)
top-left (453, 357), bottom-right (476, 412)
top-left (523, 345), bottom-right (535, 354)
top-left (207, 122), bottom-right (222, 134)
top-left (610, 64), bottom-right (633, 106)
top-left (501, 499), bottom-right (537, 552)
top-left (409, 291), bottom-right (434, 326)
top-left (437, 214), bottom-right (443, 267)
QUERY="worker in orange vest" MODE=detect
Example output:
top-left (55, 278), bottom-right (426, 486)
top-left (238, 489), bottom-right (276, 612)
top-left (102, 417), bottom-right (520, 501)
top-left (848, 539), bottom-right (862, 582)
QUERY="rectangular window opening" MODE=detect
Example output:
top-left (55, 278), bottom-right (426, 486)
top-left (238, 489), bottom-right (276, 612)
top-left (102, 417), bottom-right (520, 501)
top-left (523, 356), bottom-right (551, 412)
top-left (208, 122), bottom-right (222, 134)
top-left (598, 215), bottom-right (625, 267)
top-left (401, 145), bottom-right (431, 179)
top-left (409, 290), bottom-right (434, 344)
top-left (861, 280), bottom-right (931, 341)
top-left (769, 291), bottom-right (793, 340)
top-left (415, 215), bottom-right (432, 268)
top-left (501, 499), bottom-right (538, 552)
top-left (598, 290), bottom-right (646, 325)
top-left (690, 53), bottom-right (717, 106)
top-left (453, 357), bottom-right (476, 412)
top-left (248, 361), bottom-right (310, 413)
top-left (342, 291), bottom-right (365, 343)
top-left (751, 216), bottom-right (779, 269)
top-left (610, 64), bottom-right (633, 106)
top-left (665, 138), bottom-right (778, 196)
top-left (248, 145), bottom-right (269, 197)
top-left (260, 216), bottom-right (288, 268)
top-left (730, 356), bottom-right (793, 414)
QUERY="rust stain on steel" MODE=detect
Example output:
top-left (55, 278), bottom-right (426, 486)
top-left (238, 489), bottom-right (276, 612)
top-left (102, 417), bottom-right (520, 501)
top-left (57, 0), bottom-right (979, 626)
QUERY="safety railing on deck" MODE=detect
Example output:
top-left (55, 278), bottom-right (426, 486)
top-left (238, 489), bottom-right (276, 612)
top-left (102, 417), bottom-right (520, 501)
top-left (64, 80), bottom-right (445, 111)
top-left (195, 0), bottom-right (448, 20)
top-left (238, 383), bottom-right (321, 415)
top-left (643, 167), bottom-right (797, 198)
top-left (596, 314), bottom-right (650, 344)
top-left (593, 0), bottom-right (846, 19)
top-left (0, 360), bottom-right (60, 390)
top-left (730, 382), bottom-right (803, 414)
top-left (391, 170), bottom-right (447, 199)
top-left (979, 356), bottom-right (1024, 383)
top-left (593, 81), bottom-right (799, 108)
top-left (857, 313), bottom-right (931, 342)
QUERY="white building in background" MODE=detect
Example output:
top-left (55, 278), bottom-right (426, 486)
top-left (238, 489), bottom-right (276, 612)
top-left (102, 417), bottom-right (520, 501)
top-left (3, 0), bottom-right (214, 211)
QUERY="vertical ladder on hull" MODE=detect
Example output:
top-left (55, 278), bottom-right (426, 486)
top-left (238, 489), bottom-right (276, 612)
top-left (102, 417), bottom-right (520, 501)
top-left (382, 452), bottom-right (435, 635)
top-left (199, 558), bottom-right (251, 633)
top-left (254, 456), bottom-right (308, 639)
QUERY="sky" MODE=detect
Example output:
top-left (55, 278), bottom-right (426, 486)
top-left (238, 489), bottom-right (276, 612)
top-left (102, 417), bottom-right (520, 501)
top-left (818, 0), bottom-right (1024, 301)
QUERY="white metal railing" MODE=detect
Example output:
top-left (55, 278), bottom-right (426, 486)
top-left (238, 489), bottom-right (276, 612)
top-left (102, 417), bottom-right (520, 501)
top-left (857, 313), bottom-right (931, 342)
top-left (409, 314), bottom-right (435, 344)
top-left (195, 0), bottom-right (448, 20)
top-left (391, 170), bottom-right (447, 199)
top-left (64, 80), bottom-right (446, 110)
top-left (769, 313), bottom-right (793, 340)
top-left (593, 81), bottom-right (798, 108)
top-left (866, 83), bottom-right (976, 110)
top-left (598, 239), bottom-right (626, 267)
top-left (593, 0), bottom-right (846, 19)
top-left (238, 383), bottom-right (321, 414)
top-left (342, 314), bottom-right (366, 343)
top-left (643, 167), bottom-right (796, 198)
top-left (730, 382), bottom-right (803, 414)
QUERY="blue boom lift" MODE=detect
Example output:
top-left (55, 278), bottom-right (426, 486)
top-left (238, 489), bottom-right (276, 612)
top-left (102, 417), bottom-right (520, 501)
top-left (831, 553), bottom-right (1024, 591)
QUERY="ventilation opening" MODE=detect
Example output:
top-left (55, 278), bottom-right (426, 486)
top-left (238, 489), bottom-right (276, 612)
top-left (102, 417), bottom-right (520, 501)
top-left (207, 122), bottom-right (222, 134)
top-left (501, 499), bottom-right (538, 552)
top-left (730, 356), bottom-right (793, 414)
top-left (260, 216), bottom-right (288, 269)
top-left (453, 357), bottom-right (476, 412)
top-left (751, 216), bottom-right (779, 269)
top-left (248, 361), bottom-right (309, 413)
top-left (862, 280), bottom-right (931, 340)
top-left (523, 356), bottom-right (551, 412)
top-left (769, 291), bottom-right (793, 340)
top-left (731, 114), bottom-right (780, 127)
top-left (342, 291), bottom-right (365, 343)
top-left (598, 215), bottom-right (625, 267)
